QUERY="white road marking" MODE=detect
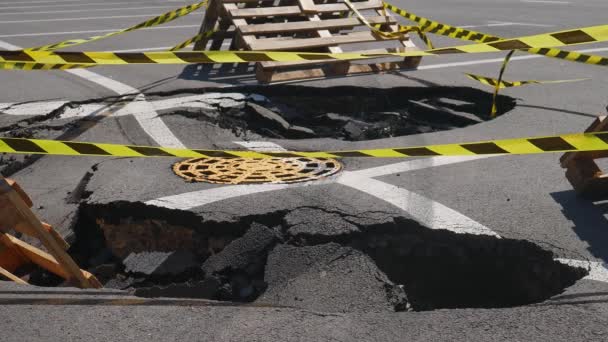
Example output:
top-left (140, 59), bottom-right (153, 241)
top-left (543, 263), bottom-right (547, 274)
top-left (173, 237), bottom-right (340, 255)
top-left (0, 2), bottom-right (163, 10)
top-left (0, 0), bottom-right (82, 4)
top-left (521, 0), bottom-right (570, 4)
top-left (0, 14), bottom-right (190, 24)
top-left (0, 101), bottom-right (68, 116)
top-left (0, 40), bottom-right (183, 148)
top-left (233, 141), bottom-right (287, 152)
top-left (0, 25), bottom-right (199, 38)
top-left (337, 174), bottom-right (499, 236)
top-left (0, 6), bottom-right (178, 15)
top-left (418, 46), bottom-right (608, 70)
top-left (557, 259), bottom-right (608, 282)
top-left (460, 21), bottom-right (554, 28)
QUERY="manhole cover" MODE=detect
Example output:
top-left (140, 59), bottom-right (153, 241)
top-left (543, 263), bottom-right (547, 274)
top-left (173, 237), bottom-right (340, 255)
top-left (172, 157), bottom-right (342, 184)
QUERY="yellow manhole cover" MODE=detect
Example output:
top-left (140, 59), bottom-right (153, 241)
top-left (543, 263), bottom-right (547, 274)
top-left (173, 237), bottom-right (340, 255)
top-left (173, 157), bottom-right (342, 185)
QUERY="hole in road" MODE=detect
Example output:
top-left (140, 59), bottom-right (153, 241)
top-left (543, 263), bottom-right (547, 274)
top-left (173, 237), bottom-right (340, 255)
top-left (159, 86), bottom-right (516, 141)
top-left (47, 202), bottom-right (587, 312)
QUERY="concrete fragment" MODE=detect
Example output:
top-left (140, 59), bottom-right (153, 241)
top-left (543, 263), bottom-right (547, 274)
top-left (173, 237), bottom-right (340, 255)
top-left (124, 251), bottom-right (197, 276)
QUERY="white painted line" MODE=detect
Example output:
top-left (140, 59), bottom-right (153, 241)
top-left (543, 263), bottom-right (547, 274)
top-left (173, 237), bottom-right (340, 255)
top-left (418, 46), bottom-right (608, 70)
top-left (348, 156), bottom-right (492, 178)
top-left (0, 101), bottom-right (68, 116)
top-left (337, 174), bottom-right (499, 236)
top-left (0, 25), bottom-right (198, 38)
top-left (0, 2), bottom-right (161, 10)
top-left (146, 184), bottom-right (297, 210)
top-left (0, 14), bottom-right (189, 24)
top-left (460, 21), bottom-right (554, 28)
top-left (0, 40), bottom-right (183, 148)
top-left (233, 141), bottom-right (287, 152)
top-left (521, 0), bottom-right (570, 4)
top-left (0, 6), bottom-right (177, 15)
top-left (0, 0), bottom-right (81, 4)
top-left (557, 259), bottom-right (608, 282)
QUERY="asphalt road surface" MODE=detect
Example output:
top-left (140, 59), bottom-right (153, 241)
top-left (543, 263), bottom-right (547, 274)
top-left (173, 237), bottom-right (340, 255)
top-left (2, 0), bottom-right (608, 341)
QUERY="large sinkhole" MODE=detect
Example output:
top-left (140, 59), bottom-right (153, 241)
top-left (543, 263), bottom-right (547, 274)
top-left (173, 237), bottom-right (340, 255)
top-left (59, 202), bottom-right (585, 312)
top-left (159, 85), bottom-right (516, 141)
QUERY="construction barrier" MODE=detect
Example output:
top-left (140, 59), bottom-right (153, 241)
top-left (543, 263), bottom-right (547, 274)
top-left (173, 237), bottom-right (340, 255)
top-left (1, 131), bottom-right (608, 158)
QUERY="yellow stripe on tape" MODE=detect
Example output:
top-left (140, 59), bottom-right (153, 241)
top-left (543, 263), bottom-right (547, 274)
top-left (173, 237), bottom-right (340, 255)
top-left (2, 23), bottom-right (608, 68)
top-left (1, 132), bottom-right (607, 158)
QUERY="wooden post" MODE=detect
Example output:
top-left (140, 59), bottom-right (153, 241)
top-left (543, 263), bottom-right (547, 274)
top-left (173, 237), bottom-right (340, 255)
top-left (0, 176), bottom-right (101, 288)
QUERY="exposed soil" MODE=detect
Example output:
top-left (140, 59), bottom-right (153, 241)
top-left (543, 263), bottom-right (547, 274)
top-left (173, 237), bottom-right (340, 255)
top-left (58, 202), bottom-right (587, 313)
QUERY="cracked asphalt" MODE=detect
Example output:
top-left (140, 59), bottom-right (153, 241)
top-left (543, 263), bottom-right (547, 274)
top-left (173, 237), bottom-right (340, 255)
top-left (2, 0), bottom-right (608, 341)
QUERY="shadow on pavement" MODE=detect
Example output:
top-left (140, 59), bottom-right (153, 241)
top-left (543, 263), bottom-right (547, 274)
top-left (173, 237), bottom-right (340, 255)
top-left (551, 190), bottom-right (608, 262)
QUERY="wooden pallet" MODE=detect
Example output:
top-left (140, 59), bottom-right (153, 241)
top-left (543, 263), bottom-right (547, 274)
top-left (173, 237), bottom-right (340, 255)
top-left (0, 176), bottom-right (101, 288)
top-left (192, 0), bottom-right (422, 83)
top-left (560, 115), bottom-right (608, 199)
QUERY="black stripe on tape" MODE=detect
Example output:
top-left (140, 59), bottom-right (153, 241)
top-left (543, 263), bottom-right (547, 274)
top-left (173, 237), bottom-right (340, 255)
top-left (235, 52), bottom-right (272, 62)
top-left (593, 132), bottom-right (608, 144)
top-left (298, 53), bottom-right (336, 60)
top-left (597, 58), bottom-right (608, 66)
top-left (114, 53), bottom-right (157, 64)
top-left (393, 147), bottom-right (440, 156)
top-left (1, 138), bottom-right (46, 153)
top-left (551, 30), bottom-right (596, 45)
top-left (128, 146), bottom-right (175, 156)
top-left (430, 48), bottom-right (464, 55)
top-left (461, 142), bottom-right (508, 154)
top-left (555, 50), bottom-right (570, 59)
top-left (331, 151), bottom-right (372, 157)
top-left (173, 52), bottom-right (214, 63)
top-left (528, 137), bottom-right (575, 151)
top-left (0, 51), bottom-right (35, 62)
top-left (55, 52), bottom-right (97, 64)
top-left (263, 152), bottom-right (305, 157)
top-left (63, 142), bottom-right (111, 155)
top-left (576, 54), bottom-right (591, 63)
top-left (193, 150), bottom-right (239, 158)
top-left (488, 40), bottom-right (532, 50)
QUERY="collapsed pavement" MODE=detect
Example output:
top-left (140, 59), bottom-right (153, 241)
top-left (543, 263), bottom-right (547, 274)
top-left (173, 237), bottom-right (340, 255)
top-left (58, 202), bottom-right (586, 313)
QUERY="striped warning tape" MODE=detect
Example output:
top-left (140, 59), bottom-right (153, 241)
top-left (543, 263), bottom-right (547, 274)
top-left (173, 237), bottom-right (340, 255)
top-left (382, 2), bottom-right (608, 67)
top-left (1, 24), bottom-right (607, 67)
top-left (1, 132), bottom-right (607, 158)
top-left (465, 73), bottom-right (588, 89)
top-left (25, 0), bottom-right (208, 52)
top-left (343, 0), bottom-right (434, 48)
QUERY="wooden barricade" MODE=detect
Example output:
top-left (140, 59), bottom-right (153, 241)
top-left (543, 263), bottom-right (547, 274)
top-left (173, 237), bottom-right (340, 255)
top-left (560, 115), bottom-right (608, 199)
top-left (192, 0), bottom-right (422, 83)
top-left (0, 176), bottom-right (101, 288)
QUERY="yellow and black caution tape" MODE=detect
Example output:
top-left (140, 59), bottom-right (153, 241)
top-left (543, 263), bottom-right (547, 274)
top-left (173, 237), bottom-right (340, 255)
top-left (465, 73), bottom-right (588, 89)
top-left (343, 0), bottom-right (434, 48)
top-left (2, 24), bottom-right (608, 68)
top-left (25, 0), bottom-right (208, 52)
top-left (170, 29), bottom-right (216, 51)
top-left (382, 2), bottom-right (608, 67)
top-left (1, 132), bottom-right (608, 158)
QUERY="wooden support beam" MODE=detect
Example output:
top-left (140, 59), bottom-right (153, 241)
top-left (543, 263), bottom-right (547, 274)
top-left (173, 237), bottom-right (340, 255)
top-left (0, 265), bottom-right (27, 285)
top-left (0, 233), bottom-right (101, 288)
top-left (0, 177), bottom-right (101, 288)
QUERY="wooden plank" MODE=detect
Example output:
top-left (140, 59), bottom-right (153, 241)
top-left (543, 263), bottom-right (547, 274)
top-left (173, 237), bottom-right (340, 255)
top-left (239, 16), bottom-right (396, 34)
top-left (298, 0), bottom-right (318, 14)
top-left (0, 177), bottom-right (100, 288)
top-left (0, 242), bottom-right (27, 273)
top-left (257, 59), bottom-right (420, 83)
top-left (0, 233), bottom-right (101, 288)
top-left (561, 116), bottom-right (608, 167)
top-left (229, 0), bottom-right (382, 18)
top-left (0, 265), bottom-right (27, 285)
top-left (261, 47), bottom-right (407, 69)
top-left (250, 30), bottom-right (397, 50)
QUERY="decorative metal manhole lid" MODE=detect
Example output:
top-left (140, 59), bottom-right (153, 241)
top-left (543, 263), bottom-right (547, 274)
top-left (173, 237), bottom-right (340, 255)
top-left (172, 157), bottom-right (342, 185)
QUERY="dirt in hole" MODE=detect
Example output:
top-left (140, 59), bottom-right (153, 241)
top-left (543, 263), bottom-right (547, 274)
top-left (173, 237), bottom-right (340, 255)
top-left (58, 203), bottom-right (584, 313)
top-left (161, 85), bottom-right (516, 141)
